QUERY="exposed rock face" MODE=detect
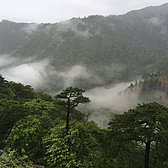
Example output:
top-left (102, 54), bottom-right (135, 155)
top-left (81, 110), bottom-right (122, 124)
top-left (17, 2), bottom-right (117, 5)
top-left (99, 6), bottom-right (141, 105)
top-left (0, 150), bottom-right (45, 168)
top-left (0, 150), bottom-right (9, 157)
top-left (158, 71), bottom-right (168, 91)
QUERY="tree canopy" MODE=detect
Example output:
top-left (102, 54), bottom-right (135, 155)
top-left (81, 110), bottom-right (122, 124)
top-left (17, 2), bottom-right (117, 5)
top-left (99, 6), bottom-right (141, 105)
top-left (108, 102), bottom-right (168, 168)
top-left (55, 87), bottom-right (90, 133)
top-left (1, 76), bottom-right (168, 168)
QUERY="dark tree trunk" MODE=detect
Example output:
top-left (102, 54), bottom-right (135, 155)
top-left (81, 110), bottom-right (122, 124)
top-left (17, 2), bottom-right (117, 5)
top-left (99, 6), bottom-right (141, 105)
top-left (66, 98), bottom-right (70, 134)
top-left (154, 140), bottom-right (159, 165)
top-left (144, 141), bottom-right (150, 168)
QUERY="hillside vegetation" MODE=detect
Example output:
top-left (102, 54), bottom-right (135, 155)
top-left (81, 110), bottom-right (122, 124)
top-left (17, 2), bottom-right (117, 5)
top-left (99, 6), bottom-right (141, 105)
top-left (1, 75), bottom-right (168, 167)
top-left (0, 3), bottom-right (168, 93)
top-left (1, 4), bottom-right (168, 165)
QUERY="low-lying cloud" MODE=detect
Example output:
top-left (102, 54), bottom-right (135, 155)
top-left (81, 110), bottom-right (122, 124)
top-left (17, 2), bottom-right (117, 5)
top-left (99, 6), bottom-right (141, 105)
top-left (0, 55), bottom-right (138, 110)
top-left (0, 56), bottom-right (48, 88)
top-left (59, 65), bottom-right (91, 88)
top-left (0, 55), bottom-right (98, 90)
top-left (0, 55), bottom-right (140, 128)
top-left (57, 19), bottom-right (92, 39)
top-left (22, 23), bottom-right (39, 34)
top-left (0, 55), bottom-right (20, 68)
top-left (83, 82), bottom-right (139, 127)
top-left (85, 82), bottom-right (138, 112)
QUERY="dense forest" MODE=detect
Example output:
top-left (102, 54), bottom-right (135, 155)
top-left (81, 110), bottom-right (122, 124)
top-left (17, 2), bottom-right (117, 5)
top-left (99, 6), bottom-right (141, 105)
top-left (1, 3), bottom-right (168, 168)
top-left (0, 3), bottom-right (168, 93)
top-left (1, 75), bottom-right (168, 168)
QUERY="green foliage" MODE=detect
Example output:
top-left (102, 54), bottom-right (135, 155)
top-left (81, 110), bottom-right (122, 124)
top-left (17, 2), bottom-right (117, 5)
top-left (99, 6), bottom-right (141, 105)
top-left (5, 115), bottom-right (44, 161)
top-left (35, 91), bottom-right (53, 101)
top-left (44, 122), bottom-right (104, 168)
top-left (55, 87), bottom-right (90, 108)
top-left (0, 99), bottom-right (27, 148)
top-left (105, 140), bottom-right (144, 168)
top-left (108, 102), bottom-right (168, 168)
top-left (109, 102), bottom-right (168, 143)
top-left (2, 63), bottom-right (168, 168)
top-left (23, 98), bottom-right (59, 130)
top-left (1, 5), bottom-right (168, 91)
top-left (0, 20), bottom-right (28, 54)
top-left (0, 75), bottom-right (15, 99)
top-left (140, 73), bottom-right (158, 93)
top-left (55, 87), bottom-right (90, 133)
top-left (0, 151), bottom-right (33, 168)
top-left (24, 98), bottom-right (55, 116)
top-left (8, 82), bottom-right (36, 102)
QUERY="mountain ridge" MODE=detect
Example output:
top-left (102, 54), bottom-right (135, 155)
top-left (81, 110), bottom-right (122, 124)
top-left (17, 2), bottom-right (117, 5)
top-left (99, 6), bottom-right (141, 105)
top-left (0, 3), bottom-right (168, 94)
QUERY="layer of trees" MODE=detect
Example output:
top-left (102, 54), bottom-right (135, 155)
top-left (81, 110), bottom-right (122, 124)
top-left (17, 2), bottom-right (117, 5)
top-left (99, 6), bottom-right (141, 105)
top-left (1, 75), bottom-right (168, 167)
top-left (1, 3), bottom-right (168, 92)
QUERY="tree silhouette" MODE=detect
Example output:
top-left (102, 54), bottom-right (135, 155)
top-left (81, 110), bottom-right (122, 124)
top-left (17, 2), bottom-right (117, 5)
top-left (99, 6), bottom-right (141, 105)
top-left (55, 87), bottom-right (90, 133)
top-left (108, 102), bottom-right (168, 168)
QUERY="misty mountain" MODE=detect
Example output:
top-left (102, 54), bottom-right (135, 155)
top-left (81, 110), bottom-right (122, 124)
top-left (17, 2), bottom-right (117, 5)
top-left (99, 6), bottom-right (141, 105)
top-left (0, 3), bottom-right (168, 93)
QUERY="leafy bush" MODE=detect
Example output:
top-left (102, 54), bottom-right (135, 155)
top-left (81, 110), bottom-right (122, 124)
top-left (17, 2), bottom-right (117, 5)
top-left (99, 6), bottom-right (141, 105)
top-left (0, 151), bottom-right (33, 168)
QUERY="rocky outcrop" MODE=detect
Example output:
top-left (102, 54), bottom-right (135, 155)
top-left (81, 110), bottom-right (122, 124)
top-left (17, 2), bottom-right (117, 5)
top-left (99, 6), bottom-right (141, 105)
top-left (157, 71), bottom-right (168, 91)
top-left (0, 150), bottom-right (9, 157)
top-left (0, 150), bottom-right (45, 168)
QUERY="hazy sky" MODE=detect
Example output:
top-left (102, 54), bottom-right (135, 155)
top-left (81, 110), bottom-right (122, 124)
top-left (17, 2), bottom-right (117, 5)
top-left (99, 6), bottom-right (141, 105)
top-left (0, 0), bottom-right (168, 23)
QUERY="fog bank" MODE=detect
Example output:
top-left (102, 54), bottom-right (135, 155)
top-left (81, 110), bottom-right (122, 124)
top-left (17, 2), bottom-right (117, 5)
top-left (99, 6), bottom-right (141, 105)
top-left (0, 55), bottom-right (140, 127)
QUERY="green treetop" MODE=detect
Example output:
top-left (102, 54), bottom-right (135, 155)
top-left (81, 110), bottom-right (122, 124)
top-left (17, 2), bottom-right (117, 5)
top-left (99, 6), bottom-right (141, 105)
top-left (108, 102), bottom-right (168, 168)
top-left (55, 87), bottom-right (90, 133)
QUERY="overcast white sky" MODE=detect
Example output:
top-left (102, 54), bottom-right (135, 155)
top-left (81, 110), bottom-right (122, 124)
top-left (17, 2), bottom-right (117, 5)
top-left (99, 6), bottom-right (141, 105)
top-left (0, 0), bottom-right (168, 23)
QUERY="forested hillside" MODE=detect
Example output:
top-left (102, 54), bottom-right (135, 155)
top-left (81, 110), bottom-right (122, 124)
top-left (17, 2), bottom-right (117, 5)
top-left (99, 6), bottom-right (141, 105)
top-left (1, 75), bottom-right (168, 167)
top-left (0, 3), bottom-right (168, 93)
top-left (1, 3), bottom-right (168, 167)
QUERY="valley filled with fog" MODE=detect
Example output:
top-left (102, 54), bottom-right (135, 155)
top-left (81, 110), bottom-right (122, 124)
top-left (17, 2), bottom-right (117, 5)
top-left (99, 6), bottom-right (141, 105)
top-left (1, 3), bottom-right (168, 168)
top-left (1, 3), bottom-right (168, 126)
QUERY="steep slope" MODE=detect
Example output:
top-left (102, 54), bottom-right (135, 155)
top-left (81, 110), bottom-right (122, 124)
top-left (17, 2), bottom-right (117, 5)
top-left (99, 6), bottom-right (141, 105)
top-left (123, 70), bottom-right (168, 106)
top-left (0, 3), bottom-right (168, 92)
top-left (0, 20), bottom-right (28, 54)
